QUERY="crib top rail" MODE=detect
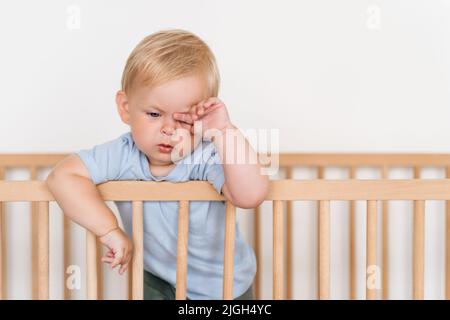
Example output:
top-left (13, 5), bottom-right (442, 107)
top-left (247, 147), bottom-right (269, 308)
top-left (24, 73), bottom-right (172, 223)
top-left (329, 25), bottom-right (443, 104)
top-left (276, 153), bottom-right (450, 167)
top-left (1, 179), bottom-right (450, 202)
top-left (0, 154), bottom-right (67, 167)
top-left (1, 153), bottom-right (450, 169)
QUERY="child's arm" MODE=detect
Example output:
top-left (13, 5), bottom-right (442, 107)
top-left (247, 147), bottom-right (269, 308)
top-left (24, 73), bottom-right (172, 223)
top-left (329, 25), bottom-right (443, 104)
top-left (173, 97), bottom-right (270, 209)
top-left (46, 154), bottom-right (133, 274)
top-left (213, 124), bottom-right (269, 209)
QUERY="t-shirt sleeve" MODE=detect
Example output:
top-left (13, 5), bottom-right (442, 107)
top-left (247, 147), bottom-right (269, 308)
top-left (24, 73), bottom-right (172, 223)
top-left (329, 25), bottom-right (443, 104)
top-left (75, 133), bottom-right (133, 185)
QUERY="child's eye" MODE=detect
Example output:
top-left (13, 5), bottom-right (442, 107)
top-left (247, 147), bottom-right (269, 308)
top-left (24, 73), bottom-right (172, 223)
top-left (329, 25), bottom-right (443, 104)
top-left (146, 112), bottom-right (161, 118)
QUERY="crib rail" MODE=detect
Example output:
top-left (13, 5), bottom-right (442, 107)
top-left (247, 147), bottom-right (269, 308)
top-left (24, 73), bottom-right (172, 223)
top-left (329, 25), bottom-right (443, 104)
top-left (258, 154), bottom-right (450, 300)
top-left (1, 153), bottom-right (450, 300)
top-left (1, 179), bottom-right (450, 300)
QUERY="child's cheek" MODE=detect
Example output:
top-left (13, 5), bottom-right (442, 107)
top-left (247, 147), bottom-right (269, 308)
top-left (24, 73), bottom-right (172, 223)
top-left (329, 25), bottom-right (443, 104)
top-left (169, 129), bottom-right (197, 162)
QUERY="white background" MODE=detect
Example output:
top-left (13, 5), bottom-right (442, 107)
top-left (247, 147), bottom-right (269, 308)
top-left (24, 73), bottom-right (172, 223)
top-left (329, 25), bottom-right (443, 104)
top-left (1, 0), bottom-right (449, 299)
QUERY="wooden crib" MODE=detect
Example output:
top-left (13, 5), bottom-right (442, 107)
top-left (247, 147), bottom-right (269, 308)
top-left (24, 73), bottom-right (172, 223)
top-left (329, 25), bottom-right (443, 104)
top-left (0, 153), bottom-right (449, 300)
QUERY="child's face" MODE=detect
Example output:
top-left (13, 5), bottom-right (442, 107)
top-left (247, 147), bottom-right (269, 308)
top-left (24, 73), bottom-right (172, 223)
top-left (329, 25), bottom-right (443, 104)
top-left (117, 74), bottom-right (209, 166)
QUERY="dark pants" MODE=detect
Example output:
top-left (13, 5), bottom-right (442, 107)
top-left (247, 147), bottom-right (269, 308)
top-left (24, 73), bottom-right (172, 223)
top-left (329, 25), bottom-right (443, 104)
top-left (144, 270), bottom-right (253, 300)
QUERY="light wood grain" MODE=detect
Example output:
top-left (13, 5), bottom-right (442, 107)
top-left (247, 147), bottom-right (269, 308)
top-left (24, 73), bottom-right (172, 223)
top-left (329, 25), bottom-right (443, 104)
top-left (176, 201), bottom-right (189, 300)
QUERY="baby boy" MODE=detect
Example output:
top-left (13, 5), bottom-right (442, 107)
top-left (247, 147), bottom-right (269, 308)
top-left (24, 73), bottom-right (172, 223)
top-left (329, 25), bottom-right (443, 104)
top-left (46, 29), bottom-right (269, 300)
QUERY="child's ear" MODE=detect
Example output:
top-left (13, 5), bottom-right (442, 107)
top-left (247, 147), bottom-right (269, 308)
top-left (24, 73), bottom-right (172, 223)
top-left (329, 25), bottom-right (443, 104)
top-left (116, 90), bottom-right (130, 125)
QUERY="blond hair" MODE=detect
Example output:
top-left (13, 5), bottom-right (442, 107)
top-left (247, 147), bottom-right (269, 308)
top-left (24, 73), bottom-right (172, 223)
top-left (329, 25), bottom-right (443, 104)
top-left (121, 29), bottom-right (220, 97)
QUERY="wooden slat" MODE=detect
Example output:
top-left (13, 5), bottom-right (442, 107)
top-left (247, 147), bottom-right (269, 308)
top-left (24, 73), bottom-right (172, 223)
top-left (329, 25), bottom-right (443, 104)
top-left (96, 238), bottom-right (103, 300)
top-left (37, 201), bottom-right (49, 300)
top-left (3, 180), bottom-right (450, 202)
top-left (381, 166), bottom-right (389, 300)
top-left (413, 167), bottom-right (425, 300)
top-left (273, 200), bottom-right (284, 300)
top-left (86, 230), bottom-right (97, 300)
top-left (63, 216), bottom-right (70, 300)
top-left (132, 201), bottom-right (143, 300)
top-left (223, 202), bottom-right (236, 300)
top-left (0, 166), bottom-right (6, 300)
top-left (413, 167), bottom-right (421, 180)
top-left (30, 167), bottom-right (38, 300)
top-left (349, 166), bottom-right (356, 300)
top-left (127, 262), bottom-right (133, 300)
top-left (366, 200), bottom-right (378, 300)
top-left (413, 200), bottom-right (425, 300)
top-left (285, 168), bottom-right (293, 300)
top-left (317, 167), bottom-right (325, 300)
top-left (446, 166), bottom-right (450, 300)
top-left (176, 200), bottom-right (189, 300)
top-left (317, 167), bottom-right (325, 180)
top-left (253, 205), bottom-right (261, 300)
top-left (319, 200), bottom-right (330, 300)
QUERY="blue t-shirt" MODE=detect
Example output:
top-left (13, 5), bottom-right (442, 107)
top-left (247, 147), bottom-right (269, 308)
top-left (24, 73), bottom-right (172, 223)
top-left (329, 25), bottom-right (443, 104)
top-left (76, 132), bottom-right (256, 299)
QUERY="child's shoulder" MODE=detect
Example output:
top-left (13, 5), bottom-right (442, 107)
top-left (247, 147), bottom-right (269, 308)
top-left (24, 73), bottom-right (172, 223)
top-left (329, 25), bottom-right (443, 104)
top-left (77, 131), bottom-right (138, 163)
top-left (106, 131), bottom-right (138, 154)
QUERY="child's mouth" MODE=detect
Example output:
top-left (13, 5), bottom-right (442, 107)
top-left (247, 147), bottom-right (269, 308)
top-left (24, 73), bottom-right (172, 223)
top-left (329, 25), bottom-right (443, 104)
top-left (157, 143), bottom-right (174, 153)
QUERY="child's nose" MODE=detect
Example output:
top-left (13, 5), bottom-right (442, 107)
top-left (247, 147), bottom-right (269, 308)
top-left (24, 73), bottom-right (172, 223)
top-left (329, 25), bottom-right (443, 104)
top-left (161, 117), bottom-right (176, 135)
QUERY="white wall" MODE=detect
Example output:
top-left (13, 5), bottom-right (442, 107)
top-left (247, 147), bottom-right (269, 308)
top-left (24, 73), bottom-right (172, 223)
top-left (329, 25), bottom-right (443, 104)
top-left (1, 0), bottom-right (449, 299)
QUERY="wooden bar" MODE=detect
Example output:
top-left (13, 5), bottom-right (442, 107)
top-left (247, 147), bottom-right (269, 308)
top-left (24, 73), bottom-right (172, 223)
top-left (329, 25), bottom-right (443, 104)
top-left (285, 168), bottom-right (293, 300)
top-left (319, 200), bottom-right (330, 300)
top-left (317, 167), bottom-right (325, 180)
top-left (273, 200), bottom-right (284, 300)
top-left (4, 180), bottom-right (450, 202)
top-left (37, 201), bottom-right (49, 300)
top-left (0, 154), bottom-right (67, 167)
top-left (317, 167), bottom-right (325, 300)
top-left (366, 200), bottom-right (378, 300)
top-left (349, 166), bottom-right (356, 300)
top-left (223, 202), bottom-right (236, 300)
top-left (176, 200), bottom-right (189, 300)
top-left (413, 200), bottom-right (425, 300)
top-left (446, 166), bottom-right (450, 300)
top-left (253, 205), bottom-right (261, 300)
top-left (277, 153), bottom-right (450, 167)
top-left (413, 167), bottom-right (421, 180)
top-left (132, 201), bottom-right (144, 300)
top-left (0, 166), bottom-right (5, 300)
top-left (4, 152), bottom-right (450, 168)
top-left (96, 238), bottom-right (103, 300)
top-left (381, 166), bottom-right (389, 300)
top-left (30, 167), bottom-right (38, 300)
top-left (86, 230), bottom-right (97, 300)
top-left (127, 263), bottom-right (133, 300)
top-left (63, 216), bottom-right (70, 300)
top-left (413, 167), bottom-right (425, 300)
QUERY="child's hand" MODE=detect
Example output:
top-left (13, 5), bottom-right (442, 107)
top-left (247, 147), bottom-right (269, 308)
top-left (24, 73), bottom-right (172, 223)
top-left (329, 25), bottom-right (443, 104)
top-left (99, 227), bottom-right (133, 275)
top-left (173, 97), bottom-right (235, 141)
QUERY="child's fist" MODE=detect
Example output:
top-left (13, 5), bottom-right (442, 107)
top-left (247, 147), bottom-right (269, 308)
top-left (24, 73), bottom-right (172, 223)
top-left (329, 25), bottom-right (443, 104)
top-left (173, 97), bottom-right (234, 140)
top-left (99, 227), bottom-right (133, 275)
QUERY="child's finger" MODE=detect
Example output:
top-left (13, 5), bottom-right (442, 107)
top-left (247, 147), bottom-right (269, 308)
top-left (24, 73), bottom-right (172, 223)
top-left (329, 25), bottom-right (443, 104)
top-left (101, 256), bottom-right (114, 263)
top-left (173, 112), bottom-right (195, 124)
top-left (111, 248), bottom-right (124, 269)
top-left (119, 262), bottom-right (129, 275)
top-left (204, 98), bottom-right (222, 108)
top-left (190, 104), bottom-right (200, 120)
top-left (196, 104), bottom-right (205, 116)
top-left (202, 103), bottom-right (223, 115)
